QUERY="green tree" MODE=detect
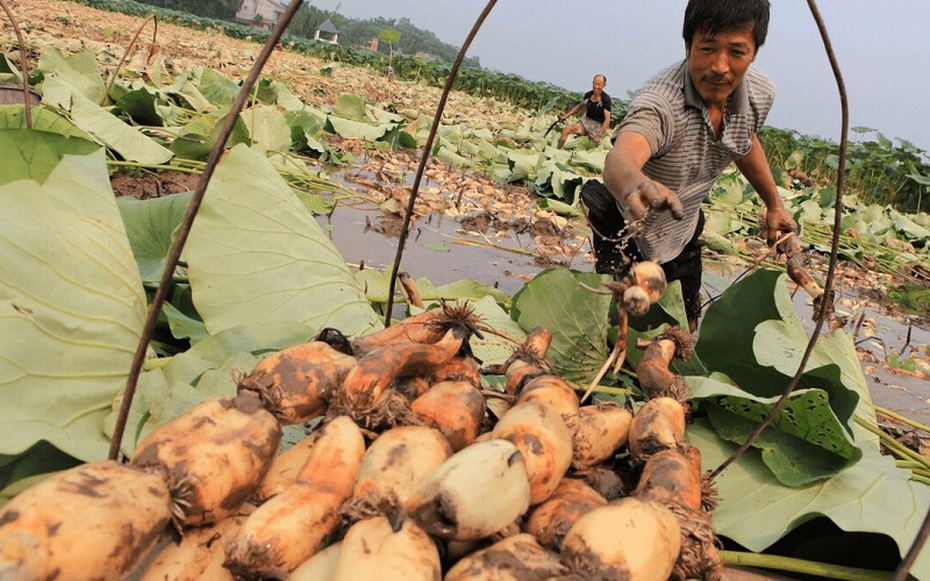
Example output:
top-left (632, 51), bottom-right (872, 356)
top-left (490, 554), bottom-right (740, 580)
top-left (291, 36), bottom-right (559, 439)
top-left (378, 28), bottom-right (401, 59)
top-left (134, 0), bottom-right (240, 20)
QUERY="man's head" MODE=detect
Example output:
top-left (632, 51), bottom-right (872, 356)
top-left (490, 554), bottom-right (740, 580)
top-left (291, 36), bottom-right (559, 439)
top-left (592, 74), bottom-right (607, 94)
top-left (682, 0), bottom-right (770, 53)
top-left (683, 0), bottom-right (769, 107)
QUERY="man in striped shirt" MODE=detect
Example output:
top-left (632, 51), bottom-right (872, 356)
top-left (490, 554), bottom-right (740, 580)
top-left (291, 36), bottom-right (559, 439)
top-left (583, 0), bottom-right (797, 331)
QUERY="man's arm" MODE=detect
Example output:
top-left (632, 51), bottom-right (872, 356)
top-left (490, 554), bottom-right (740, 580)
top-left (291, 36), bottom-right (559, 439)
top-left (604, 132), bottom-right (683, 222)
top-left (559, 101), bottom-right (585, 122)
top-left (734, 135), bottom-right (798, 245)
top-left (598, 109), bottom-right (611, 140)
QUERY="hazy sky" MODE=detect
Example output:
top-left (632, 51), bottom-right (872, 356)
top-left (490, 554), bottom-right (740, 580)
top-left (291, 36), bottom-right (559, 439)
top-left (305, 0), bottom-right (930, 153)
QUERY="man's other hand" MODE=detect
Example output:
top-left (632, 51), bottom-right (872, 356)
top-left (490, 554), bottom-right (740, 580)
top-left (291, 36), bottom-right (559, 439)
top-left (624, 180), bottom-right (685, 222)
top-left (762, 205), bottom-right (798, 246)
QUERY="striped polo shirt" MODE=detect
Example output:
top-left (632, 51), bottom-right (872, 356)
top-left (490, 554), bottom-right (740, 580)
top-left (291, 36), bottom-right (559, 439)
top-left (614, 60), bottom-right (775, 264)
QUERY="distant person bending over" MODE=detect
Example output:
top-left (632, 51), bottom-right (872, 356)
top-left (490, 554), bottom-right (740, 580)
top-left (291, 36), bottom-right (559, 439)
top-left (582, 0), bottom-right (797, 332)
top-left (557, 74), bottom-right (612, 149)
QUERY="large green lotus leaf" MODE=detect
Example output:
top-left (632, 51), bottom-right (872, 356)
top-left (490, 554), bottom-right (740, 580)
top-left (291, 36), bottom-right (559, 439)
top-left (45, 79), bottom-right (174, 165)
top-left (549, 168), bottom-right (584, 203)
top-left (689, 419), bottom-right (930, 580)
top-left (186, 144), bottom-right (380, 337)
top-left (689, 374), bottom-right (861, 486)
top-left (263, 152), bottom-right (333, 216)
top-left (435, 145), bottom-right (473, 168)
top-left (326, 116), bottom-right (393, 141)
top-left (457, 139), bottom-right (481, 158)
top-left (705, 207), bottom-right (734, 236)
top-left (465, 295), bottom-right (526, 367)
top-left (257, 79), bottom-right (306, 111)
top-left (752, 317), bottom-right (860, 428)
top-left (242, 105), bottom-right (292, 153)
top-left (333, 94), bottom-right (367, 121)
top-left (570, 149), bottom-right (606, 173)
top-left (419, 278), bottom-right (511, 307)
top-left (0, 442), bottom-right (83, 508)
top-left (891, 210), bottom-right (930, 240)
top-left (114, 87), bottom-right (163, 126)
top-left (0, 105), bottom-right (92, 140)
top-left (709, 172), bottom-right (745, 205)
top-left (798, 199), bottom-right (824, 224)
top-left (169, 110), bottom-right (250, 161)
top-left (162, 301), bottom-right (208, 344)
top-left (468, 137), bottom-right (503, 163)
top-left (366, 104), bottom-right (405, 125)
top-left (352, 270), bottom-right (509, 308)
top-left (37, 47), bottom-right (107, 106)
top-left (537, 197), bottom-right (581, 218)
top-left (286, 109), bottom-right (330, 155)
top-left (0, 128), bottom-right (100, 185)
top-left (167, 78), bottom-right (212, 112)
top-left (696, 269), bottom-right (860, 423)
top-left (0, 150), bottom-right (147, 461)
top-left (117, 191), bottom-right (192, 284)
top-left (507, 150), bottom-right (542, 182)
top-left (510, 268), bottom-right (611, 382)
top-left (199, 68), bottom-right (240, 107)
top-left (465, 127), bottom-right (494, 141)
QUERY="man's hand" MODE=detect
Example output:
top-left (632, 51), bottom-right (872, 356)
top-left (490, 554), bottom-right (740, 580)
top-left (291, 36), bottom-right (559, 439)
top-left (624, 179), bottom-right (685, 223)
top-left (762, 204), bottom-right (798, 246)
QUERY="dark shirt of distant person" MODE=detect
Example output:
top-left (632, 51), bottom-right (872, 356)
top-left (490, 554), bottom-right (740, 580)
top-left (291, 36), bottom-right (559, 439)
top-left (557, 74), bottom-right (612, 149)
top-left (581, 0), bottom-right (797, 331)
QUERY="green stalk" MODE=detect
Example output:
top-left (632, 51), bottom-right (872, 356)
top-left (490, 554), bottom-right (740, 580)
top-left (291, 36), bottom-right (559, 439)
top-left (583, 385), bottom-right (632, 397)
top-left (720, 550), bottom-right (890, 581)
top-left (912, 474), bottom-right (930, 486)
top-left (876, 405), bottom-right (930, 434)
top-left (855, 417), bottom-right (930, 469)
top-left (107, 160), bottom-right (206, 174)
top-left (142, 357), bottom-right (172, 371)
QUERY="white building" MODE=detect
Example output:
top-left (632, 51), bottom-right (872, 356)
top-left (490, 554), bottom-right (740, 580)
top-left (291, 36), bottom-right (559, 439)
top-left (235, 0), bottom-right (288, 30)
top-left (314, 18), bottom-right (339, 44)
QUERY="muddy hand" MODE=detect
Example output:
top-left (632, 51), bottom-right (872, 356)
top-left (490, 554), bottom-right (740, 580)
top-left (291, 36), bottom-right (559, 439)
top-left (763, 205), bottom-right (798, 247)
top-left (624, 180), bottom-right (684, 223)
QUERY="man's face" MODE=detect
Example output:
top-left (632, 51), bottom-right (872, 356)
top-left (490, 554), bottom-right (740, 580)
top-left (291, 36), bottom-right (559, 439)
top-left (592, 76), bottom-right (606, 94)
top-left (686, 25), bottom-right (757, 107)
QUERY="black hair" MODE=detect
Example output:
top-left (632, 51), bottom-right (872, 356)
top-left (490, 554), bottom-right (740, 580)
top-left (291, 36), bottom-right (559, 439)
top-left (593, 74), bottom-right (607, 84)
top-left (682, 0), bottom-right (770, 51)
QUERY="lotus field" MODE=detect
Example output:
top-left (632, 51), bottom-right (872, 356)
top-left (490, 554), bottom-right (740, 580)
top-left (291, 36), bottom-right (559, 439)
top-left (1, 0), bottom-right (929, 578)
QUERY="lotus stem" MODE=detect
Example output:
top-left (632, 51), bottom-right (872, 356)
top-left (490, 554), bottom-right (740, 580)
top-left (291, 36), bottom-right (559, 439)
top-left (876, 405), bottom-right (930, 434)
top-left (720, 550), bottom-right (889, 581)
top-left (855, 417), bottom-right (930, 470)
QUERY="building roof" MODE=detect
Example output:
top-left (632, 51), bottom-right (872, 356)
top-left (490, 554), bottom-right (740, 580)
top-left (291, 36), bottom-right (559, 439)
top-left (318, 18), bottom-right (339, 34)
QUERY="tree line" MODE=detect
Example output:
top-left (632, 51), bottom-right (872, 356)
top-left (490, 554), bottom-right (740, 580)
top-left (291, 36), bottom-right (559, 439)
top-left (133, 0), bottom-right (480, 68)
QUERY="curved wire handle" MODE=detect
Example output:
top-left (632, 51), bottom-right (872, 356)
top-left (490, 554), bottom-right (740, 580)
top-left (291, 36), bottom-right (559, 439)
top-left (108, 0), bottom-right (305, 460)
top-left (103, 12), bottom-right (158, 104)
top-left (383, 1), bottom-right (498, 325)
top-left (0, 0), bottom-right (34, 127)
top-left (709, 0), bottom-right (848, 480)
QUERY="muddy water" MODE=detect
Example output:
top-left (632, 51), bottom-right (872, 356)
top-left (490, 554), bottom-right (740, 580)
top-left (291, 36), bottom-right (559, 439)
top-left (316, 201), bottom-right (574, 297)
